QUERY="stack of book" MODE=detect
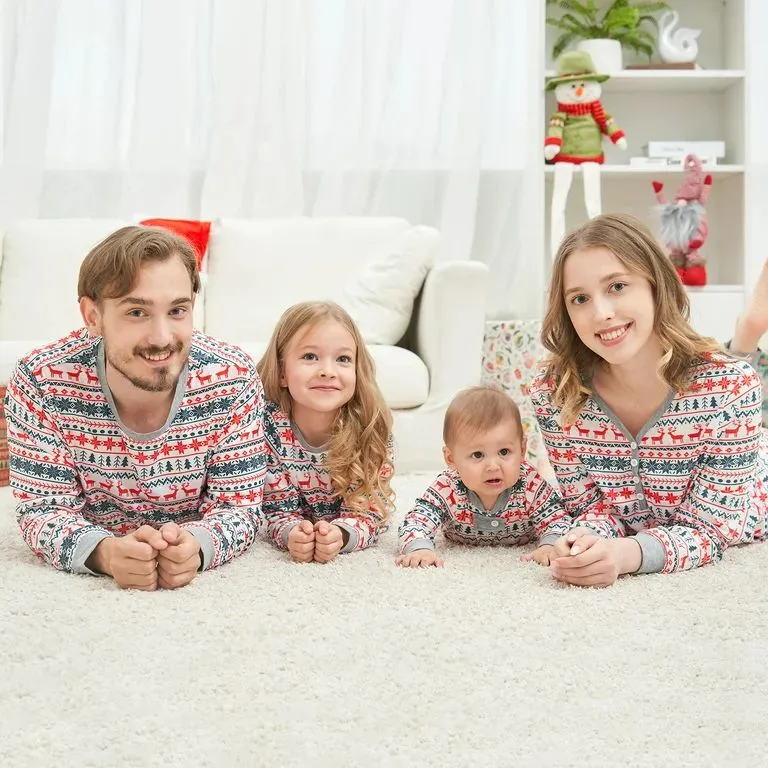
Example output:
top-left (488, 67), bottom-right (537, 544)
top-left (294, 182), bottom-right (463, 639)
top-left (629, 141), bottom-right (725, 168)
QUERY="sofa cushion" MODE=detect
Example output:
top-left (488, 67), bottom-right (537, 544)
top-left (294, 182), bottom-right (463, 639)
top-left (0, 219), bottom-right (129, 341)
top-left (204, 218), bottom-right (438, 345)
top-left (234, 341), bottom-right (429, 410)
top-left (338, 225), bottom-right (437, 344)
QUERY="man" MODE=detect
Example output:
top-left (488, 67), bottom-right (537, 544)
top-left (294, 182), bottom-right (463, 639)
top-left (4, 226), bottom-right (266, 590)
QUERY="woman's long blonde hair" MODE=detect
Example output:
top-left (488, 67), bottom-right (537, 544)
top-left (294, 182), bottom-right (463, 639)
top-left (257, 301), bottom-right (394, 520)
top-left (541, 212), bottom-right (723, 425)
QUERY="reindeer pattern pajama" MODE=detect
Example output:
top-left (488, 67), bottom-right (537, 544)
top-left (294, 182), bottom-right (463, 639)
top-left (529, 355), bottom-right (768, 575)
top-left (398, 464), bottom-right (571, 554)
top-left (3, 328), bottom-right (267, 573)
top-left (261, 401), bottom-right (393, 552)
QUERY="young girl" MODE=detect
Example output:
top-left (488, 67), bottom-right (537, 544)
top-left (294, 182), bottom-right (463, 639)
top-left (257, 301), bottom-right (395, 563)
top-left (528, 212), bottom-right (768, 586)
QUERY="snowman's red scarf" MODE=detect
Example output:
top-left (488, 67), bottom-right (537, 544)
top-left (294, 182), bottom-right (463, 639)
top-left (557, 100), bottom-right (609, 132)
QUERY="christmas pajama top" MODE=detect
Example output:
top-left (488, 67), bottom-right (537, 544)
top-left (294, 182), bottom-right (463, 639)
top-left (397, 464), bottom-right (571, 554)
top-left (528, 356), bottom-right (767, 574)
top-left (262, 401), bottom-right (393, 552)
top-left (4, 328), bottom-right (267, 574)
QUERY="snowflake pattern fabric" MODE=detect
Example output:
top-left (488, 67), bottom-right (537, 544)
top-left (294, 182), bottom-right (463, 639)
top-left (529, 356), bottom-right (768, 574)
top-left (4, 328), bottom-right (267, 573)
top-left (262, 401), bottom-right (394, 553)
top-left (398, 465), bottom-right (571, 554)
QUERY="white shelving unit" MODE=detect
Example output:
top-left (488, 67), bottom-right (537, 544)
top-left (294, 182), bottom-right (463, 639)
top-left (538, 0), bottom-right (762, 343)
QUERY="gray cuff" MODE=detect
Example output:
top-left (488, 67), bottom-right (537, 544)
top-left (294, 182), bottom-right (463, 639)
top-left (71, 529), bottom-right (113, 575)
top-left (633, 532), bottom-right (666, 574)
top-left (402, 538), bottom-right (436, 554)
top-left (538, 533), bottom-right (561, 547)
top-left (335, 521), bottom-right (359, 554)
top-left (185, 526), bottom-right (215, 571)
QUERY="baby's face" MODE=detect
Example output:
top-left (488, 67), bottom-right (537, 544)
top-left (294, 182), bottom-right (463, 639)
top-left (444, 419), bottom-right (525, 509)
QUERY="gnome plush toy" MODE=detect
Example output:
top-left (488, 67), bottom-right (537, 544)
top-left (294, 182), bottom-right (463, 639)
top-left (545, 50), bottom-right (627, 259)
top-left (652, 154), bottom-right (713, 287)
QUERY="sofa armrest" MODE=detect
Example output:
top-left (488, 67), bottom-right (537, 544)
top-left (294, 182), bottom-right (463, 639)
top-left (411, 261), bottom-right (489, 404)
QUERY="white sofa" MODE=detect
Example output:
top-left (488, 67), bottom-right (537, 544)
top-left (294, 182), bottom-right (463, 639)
top-left (0, 218), bottom-right (488, 471)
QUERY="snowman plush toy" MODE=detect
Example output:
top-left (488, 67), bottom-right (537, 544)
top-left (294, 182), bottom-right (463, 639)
top-left (545, 50), bottom-right (628, 258)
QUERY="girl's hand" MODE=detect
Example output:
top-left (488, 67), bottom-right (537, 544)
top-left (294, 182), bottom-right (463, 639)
top-left (520, 545), bottom-right (554, 566)
top-left (287, 520), bottom-right (315, 563)
top-left (395, 549), bottom-right (444, 568)
top-left (549, 534), bottom-right (620, 588)
top-left (313, 521), bottom-right (344, 563)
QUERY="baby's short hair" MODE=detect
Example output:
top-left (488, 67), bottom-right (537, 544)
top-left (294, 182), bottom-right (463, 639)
top-left (443, 385), bottom-right (523, 447)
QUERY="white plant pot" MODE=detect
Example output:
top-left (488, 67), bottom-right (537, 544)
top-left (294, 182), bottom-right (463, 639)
top-left (576, 39), bottom-right (623, 74)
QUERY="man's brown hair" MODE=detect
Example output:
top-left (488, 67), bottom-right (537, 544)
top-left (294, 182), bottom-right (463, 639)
top-left (443, 385), bottom-right (523, 446)
top-left (77, 225), bottom-right (201, 302)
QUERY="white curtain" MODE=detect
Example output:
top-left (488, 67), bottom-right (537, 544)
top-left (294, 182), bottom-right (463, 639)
top-left (0, 0), bottom-right (539, 317)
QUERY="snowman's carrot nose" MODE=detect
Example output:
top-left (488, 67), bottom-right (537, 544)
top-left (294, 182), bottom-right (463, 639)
top-left (575, 85), bottom-right (584, 97)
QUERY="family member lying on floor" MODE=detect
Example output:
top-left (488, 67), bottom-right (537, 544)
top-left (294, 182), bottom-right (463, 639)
top-left (257, 301), bottom-right (394, 563)
top-left (528, 212), bottom-right (767, 587)
top-left (396, 386), bottom-right (571, 567)
top-left (4, 226), bottom-right (266, 590)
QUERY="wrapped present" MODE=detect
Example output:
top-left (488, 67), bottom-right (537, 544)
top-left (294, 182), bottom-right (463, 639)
top-left (481, 320), bottom-right (551, 477)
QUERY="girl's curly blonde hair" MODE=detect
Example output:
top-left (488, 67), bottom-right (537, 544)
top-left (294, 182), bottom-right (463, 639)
top-left (542, 212), bottom-right (724, 426)
top-left (257, 301), bottom-right (395, 520)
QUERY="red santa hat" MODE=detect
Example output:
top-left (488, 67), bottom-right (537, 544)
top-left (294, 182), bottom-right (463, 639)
top-left (140, 218), bottom-right (211, 271)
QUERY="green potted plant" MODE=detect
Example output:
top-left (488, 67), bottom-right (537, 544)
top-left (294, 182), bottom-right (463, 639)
top-left (546, 0), bottom-right (671, 73)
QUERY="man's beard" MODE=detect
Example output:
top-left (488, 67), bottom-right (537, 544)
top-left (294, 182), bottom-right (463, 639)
top-left (107, 342), bottom-right (185, 393)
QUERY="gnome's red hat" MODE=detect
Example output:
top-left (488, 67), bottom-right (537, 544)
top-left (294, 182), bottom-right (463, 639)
top-left (674, 154), bottom-right (705, 202)
top-left (140, 218), bottom-right (211, 271)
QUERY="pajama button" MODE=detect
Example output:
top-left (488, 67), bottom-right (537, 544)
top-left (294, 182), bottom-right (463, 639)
top-left (630, 442), bottom-right (637, 449)
top-left (491, 520), bottom-right (500, 527)
top-left (630, 459), bottom-right (639, 467)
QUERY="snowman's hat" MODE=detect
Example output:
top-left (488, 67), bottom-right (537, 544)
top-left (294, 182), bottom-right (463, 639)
top-left (545, 50), bottom-right (609, 91)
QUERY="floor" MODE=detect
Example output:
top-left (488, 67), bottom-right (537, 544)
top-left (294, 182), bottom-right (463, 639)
top-left (1, 475), bottom-right (767, 768)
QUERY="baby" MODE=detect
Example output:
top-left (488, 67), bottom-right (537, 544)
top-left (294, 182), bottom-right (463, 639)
top-left (396, 386), bottom-right (571, 567)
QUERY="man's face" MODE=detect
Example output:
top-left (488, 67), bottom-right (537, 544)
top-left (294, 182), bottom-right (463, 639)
top-left (80, 256), bottom-right (195, 393)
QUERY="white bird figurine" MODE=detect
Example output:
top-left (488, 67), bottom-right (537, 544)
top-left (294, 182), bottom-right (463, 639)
top-left (657, 10), bottom-right (701, 64)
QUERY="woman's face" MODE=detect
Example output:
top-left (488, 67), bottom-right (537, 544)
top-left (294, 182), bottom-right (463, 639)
top-left (562, 246), bottom-right (658, 368)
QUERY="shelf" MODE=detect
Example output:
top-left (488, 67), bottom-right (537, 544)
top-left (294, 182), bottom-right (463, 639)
top-left (544, 164), bottom-right (744, 179)
top-left (543, 69), bottom-right (745, 93)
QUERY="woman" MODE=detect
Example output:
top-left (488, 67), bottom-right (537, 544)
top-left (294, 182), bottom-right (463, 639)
top-left (528, 212), bottom-right (768, 586)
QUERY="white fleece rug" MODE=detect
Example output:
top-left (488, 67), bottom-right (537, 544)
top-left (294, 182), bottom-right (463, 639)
top-left (1, 476), bottom-right (767, 768)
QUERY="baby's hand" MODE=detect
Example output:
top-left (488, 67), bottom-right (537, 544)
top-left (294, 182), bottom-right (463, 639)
top-left (395, 549), bottom-right (444, 568)
top-left (521, 544), bottom-right (554, 566)
top-left (287, 520), bottom-right (315, 563)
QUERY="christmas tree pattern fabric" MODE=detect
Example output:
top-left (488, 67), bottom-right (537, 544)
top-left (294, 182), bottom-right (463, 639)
top-left (262, 401), bottom-right (393, 552)
top-left (4, 328), bottom-right (267, 573)
top-left (398, 465), bottom-right (571, 554)
top-left (529, 356), bottom-right (768, 574)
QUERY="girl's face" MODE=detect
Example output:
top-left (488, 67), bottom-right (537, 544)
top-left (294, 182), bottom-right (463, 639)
top-left (280, 318), bottom-right (357, 418)
top-left (563, 247), bottom-right (658, 368)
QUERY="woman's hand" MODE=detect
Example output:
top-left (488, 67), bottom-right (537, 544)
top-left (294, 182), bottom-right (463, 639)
top-left (550, 534), bottom-right (620, 587)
